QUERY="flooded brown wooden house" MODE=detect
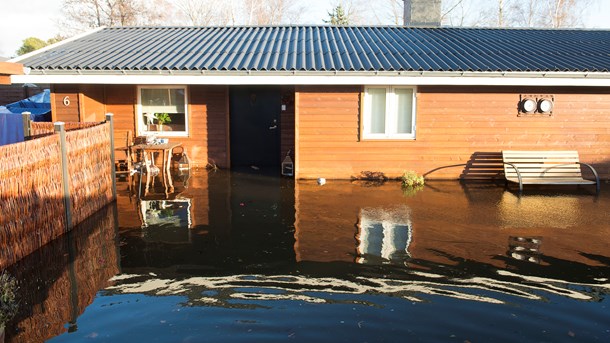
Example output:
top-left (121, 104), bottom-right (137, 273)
top-left (10, 26), bottom-right (610, 180)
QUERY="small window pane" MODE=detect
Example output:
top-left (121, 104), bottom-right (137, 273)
top-left (369, 88), bottom-right (386, 134)
top-left (395, 88), bottom-right (413, 134)
top-left (141, 88), bottom-right (185, 114)
top-left (140, 88), bottom-right (187, 134)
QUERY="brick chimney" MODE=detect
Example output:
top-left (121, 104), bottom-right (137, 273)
top-left (404, 0), bottom-right (441, 27)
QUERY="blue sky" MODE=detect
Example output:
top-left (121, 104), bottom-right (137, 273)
top-left (1, 0), bottom-right (609, 58)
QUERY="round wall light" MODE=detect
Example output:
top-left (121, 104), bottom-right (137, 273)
top-left (538, 98), bottom-right (553, 113)
top-left (521, 98), bottom-right (536, 113)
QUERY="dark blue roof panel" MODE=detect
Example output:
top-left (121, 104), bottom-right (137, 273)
top-left (17, 26), bottom-right (610, 73)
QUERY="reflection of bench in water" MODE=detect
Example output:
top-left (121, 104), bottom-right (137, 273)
top-left (508, 236), bottom-right (543, 264)
top-left (502, 150), bottom-right (600, 193)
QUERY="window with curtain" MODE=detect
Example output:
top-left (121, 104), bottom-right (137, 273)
top-left (363, 86), bottom-right (416, 140)
top-left (138, 86), bottom-right (188, 136)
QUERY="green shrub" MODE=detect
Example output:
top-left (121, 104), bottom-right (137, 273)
top-left (401, 170), bottom-right (424, 188)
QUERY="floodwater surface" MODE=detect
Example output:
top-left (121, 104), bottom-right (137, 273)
top-left (3, 170), bottom-right (610, 342)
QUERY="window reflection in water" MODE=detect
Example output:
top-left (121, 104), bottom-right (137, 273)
top-left (139, 199), bottom-right (192, 228)
top-left (356, 205), bottom-right (412, 265)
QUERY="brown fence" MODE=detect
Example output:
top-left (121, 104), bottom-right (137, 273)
top-left (0, 118), bottom-right (116, 269)
top-left (30, 121), bottom-right (99, 137)
top-left (65, 123), bottom-right (115, 226)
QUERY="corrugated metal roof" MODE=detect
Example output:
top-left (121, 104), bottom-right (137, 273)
top-left (15, 26), bottom-right (610, 73)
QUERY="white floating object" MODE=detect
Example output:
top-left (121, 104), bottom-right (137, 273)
top-left (317, 178), bottom-right (326, 185)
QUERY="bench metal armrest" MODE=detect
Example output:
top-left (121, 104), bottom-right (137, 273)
top-left (503, 162), bottom-right (523, 192)
top-left (578, 162), bottom-right (601, 193)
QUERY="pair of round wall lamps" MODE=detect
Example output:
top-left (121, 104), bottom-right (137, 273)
top-left (521, 97), bottom-right (553, 114)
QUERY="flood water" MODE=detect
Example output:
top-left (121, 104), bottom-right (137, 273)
top-left (2, 170), bottom-right (610, 342)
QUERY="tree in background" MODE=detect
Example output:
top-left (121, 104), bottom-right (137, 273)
top-left (325, 5), bottom-right (350, 25)
top-left (60, 0), bottom-right (171, 34)
top-left (170, 0), bottom-right (303, 26)
top-left (16, 35), bottom-right (65, 55)
top-left (49, 0), bottom-right (600, 38)
top-left (441, 0), bottom-right (594, 28)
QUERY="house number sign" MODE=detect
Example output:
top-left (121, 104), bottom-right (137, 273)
top-left (63, 96), bottom-right (71, 106)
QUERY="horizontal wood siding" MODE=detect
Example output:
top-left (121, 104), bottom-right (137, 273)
top-left (104, 85), bottom-right (136, 153)
top-left (190, 85), bottom-right (229, 168)
top-left (296, 85), bottom-right (610, 180)
top-left (80, 84), bottom-right (106, 122)
top-left (73, 85), bottom-right (230, 168)
top-left (51, 84), bottom-right (80, 122)
top-left (0, 84), bottom-right (48, 105)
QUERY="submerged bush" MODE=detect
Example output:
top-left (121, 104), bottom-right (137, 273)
top-left (0, 271), bottom-right (18, 325)
top-left (351, 171), bottom-right (388, 187)
top-left (401, 170), bottom-right (425, 188)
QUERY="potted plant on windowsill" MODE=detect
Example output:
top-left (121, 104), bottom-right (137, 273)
top-left (155, 113), bottom-right (172, 131)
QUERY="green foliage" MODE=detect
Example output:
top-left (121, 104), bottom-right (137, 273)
top-left (401, 170), bottom-right (425, 188)
top-left (16, 37), bottom-right (47, 55)
top-left (0, 271), bottom-right (18, 325)
top-left (46, 35), bottom-right (65, 45)
top-left (155, 113), bottom-right (172, 125)
top-left (324, 5), bottom-right (350, 25)
top-left (16, 35), bottom-right (65, 56)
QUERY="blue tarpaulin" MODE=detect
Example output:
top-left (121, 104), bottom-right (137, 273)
top-left (1, 89), bottom-right (51, 122)
top-left (0, 112), bottom-right (25, 146)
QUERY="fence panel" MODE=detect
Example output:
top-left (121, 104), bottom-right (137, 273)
top-left (65, 122), bottom-right (114, 227)
top-left (0, 121), bottom-right (115, 269)
top-left (0, 134), bottom-right (66, 269)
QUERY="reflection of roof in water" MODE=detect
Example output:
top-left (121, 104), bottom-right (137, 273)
top-left (108, 251), bottom-right (610, 309)
top-left (106, 269), bottom-right (610, 309)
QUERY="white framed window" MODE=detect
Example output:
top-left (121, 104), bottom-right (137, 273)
top-left (137, 86), bottom-right (188, 137)
top-left (363, 86), bottom-right (416, 140)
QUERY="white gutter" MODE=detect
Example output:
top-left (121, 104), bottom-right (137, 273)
top-left (11, 72), bottom-right (610, 87)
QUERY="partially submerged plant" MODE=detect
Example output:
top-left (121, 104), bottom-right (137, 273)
top-left (351, 171), bottom-right (388, 187)
top-left (0, 271), bottom-right (18, 326)
top-left (401, 170), bottom-right (425, 188)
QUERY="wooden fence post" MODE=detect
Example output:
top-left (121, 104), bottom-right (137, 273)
top-left (106, 113), bottom-right (117, 201)
top-left (21, 112), bottom-right (31, 140)
top-left (54, 122), bottom-right (72, 231)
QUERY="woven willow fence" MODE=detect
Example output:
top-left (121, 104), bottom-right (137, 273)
top-left (31, 122), bottom-right (99, 136)
top-left (0, 116), bottom-right (116, 269)
top-left (65, 123), bottom-right (115, 227)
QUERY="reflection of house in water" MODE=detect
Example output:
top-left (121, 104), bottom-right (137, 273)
top-left (356, 205), bottom-right (412, 264)
top-left (499, 192), bottom-right (582, 229)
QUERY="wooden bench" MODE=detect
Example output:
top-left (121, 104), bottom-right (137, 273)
top-left (502, 150), bottom-right (600, 193)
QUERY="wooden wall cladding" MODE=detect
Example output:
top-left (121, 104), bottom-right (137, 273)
top-left (80, 84), bottom-right (106, 122)
top-left (295, 85), bottom-right (610, 180)
top-left (189, 85), bottom-right (229, 168)
top-left (51, 84), bottom-right (80, 122)
top-left (103, 85), bottom-right (136, 153)
top-left (64, 84), bottom-right (231, 168)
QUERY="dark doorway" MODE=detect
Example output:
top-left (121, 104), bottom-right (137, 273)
top-left (230, 86), bottom-right (281, 172)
